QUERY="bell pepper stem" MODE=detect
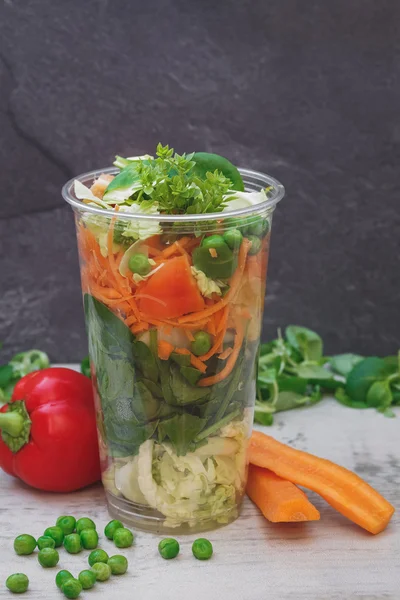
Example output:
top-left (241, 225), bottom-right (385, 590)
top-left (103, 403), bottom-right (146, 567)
top-left (0, 412), bottom-right (25, 437)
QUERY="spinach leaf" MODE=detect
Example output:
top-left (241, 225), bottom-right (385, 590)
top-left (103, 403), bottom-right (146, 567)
top-left (346, 357), bottom-right (395, 403)
top-left (285, 325), bottom-right (323, 362)
top-left (170, 352), bottom-right (191, 367)
top-left (158, 413), bottom-right (207, 455)
top-left (140, 378), bottom-right (163, 398)
top-left (168, 365), bottom-right (210, 406)
top-left (107, 421), bottom-right (159, 457)
top-left (335, 387), bottom-right (369, 409)
top-left (194, 409), bottom-right (240, 442)
top-left (276, 376), bottom-right (308, 394)
top-left (133, 341), bottom-right (158, 382)
top-left (294, 363), bottom-right (333, 380)
top-left (328, 353), bottom-right (363, 377)
top-left (365, 381), bottom-right (392, 408)
top-left (131, 382), bottom-right (160, 421)
top-left (180, 366), bottom-right (202, 385)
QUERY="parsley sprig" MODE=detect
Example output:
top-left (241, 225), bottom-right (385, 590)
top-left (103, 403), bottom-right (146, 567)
top-left (110, 144), bottom-right (233, 215)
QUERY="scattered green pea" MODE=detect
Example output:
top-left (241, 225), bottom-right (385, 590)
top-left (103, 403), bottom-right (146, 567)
top-left (223, 228), bottom-right (243, 250)
top-left (43, 526), bottom-right (64, 547)
top-left (13, 534), bottom-right (36, 555)
top-left (75, 517), bottom-right (96, 535)
top-left (191, 331), bottom-right (212, 356)
top-left (192, 538), bottom-right (213, 560)
top-left (128, 253), bottom-right (151, 276)
top-left (108, 555), bottom-right (128, 575)
top-left (56, 516), bottom-right (76, 535)
top-left (61, 578), bottom-right (82, 599)
top-left (91, 562), bottom-right (111, 582)
top-left (104, 519), bottom-right (124, 540)
top-left (38, 547), bottom-right (59, 568)
top-left (158, 538), bottom-right (180, 560)
top-left (80, 528), bottom-right (98, 550)
top-left (246, 216), bottom-right (269, 237)
top-left (113, 528), bottom-right (134, 549)
top-left (37, 535), bottom-right (56, 551)
top-left (88, 549), bottom-right (109, 567)
top-left (56, 570), bottom-right (74, 589)
top-left (247, 234), bottom-right (262, 255)
top-left (78, 570), bottom-right (96, 590)
top-left (6, 573), bottom-right (29, 594)
top-left (63, 533), bottom-right (82, 554)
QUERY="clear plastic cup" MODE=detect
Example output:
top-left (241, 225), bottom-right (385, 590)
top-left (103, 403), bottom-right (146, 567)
top-left (62, 167), bottom-right (284, 533)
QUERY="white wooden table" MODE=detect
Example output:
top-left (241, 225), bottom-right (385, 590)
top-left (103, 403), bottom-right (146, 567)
top-left (0, 365), bottom-right (399, 599)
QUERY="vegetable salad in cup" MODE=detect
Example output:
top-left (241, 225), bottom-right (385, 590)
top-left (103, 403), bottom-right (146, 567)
top-left (63, 144), bottom-right (284, 532)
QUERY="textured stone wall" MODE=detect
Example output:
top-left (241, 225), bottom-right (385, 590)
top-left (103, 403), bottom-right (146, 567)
top-left (1, 0), bottom-right (399, 362)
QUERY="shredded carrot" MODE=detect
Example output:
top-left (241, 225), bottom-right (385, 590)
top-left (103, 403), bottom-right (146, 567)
top-left (174, 348), bottom-right (207, 373)
top-left (246, 465), bottom-right (320, 523)
top-left (162, 237), bottom-right (191, 258)
top-left (216, 305), bottom-right (229, 334)
top-left (248, 431), bottom-right (395, 535)
top-left (198, 318), bottom-right (244, 386)
top-left (218, 347), bottom-right (233, 360)
top-left (184, 329), bottom-right (195, 342)
top-left (178, 239), bottom-right (250, 324)
top-left (125, 315), bottom-right (138, 326)
top-left (162, 324), bottom-right (173, 335)
top-left (206, 317), bottom-right (216, 336)
top-left (209, 248), bottom-right (217, 258)
top-left (88, 283), bottom-right (123, 300)
top-left (158, 340), bottom-right (174, 360)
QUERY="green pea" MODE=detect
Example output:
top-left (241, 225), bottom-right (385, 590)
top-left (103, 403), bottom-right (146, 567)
top-left (37, 536), bottom-right (56, 551)
top-left (113, 527), bottom-right (134, 548)
top-left (80, 528), bottom-right (98, 550)
top-left (91, 562), bottom-right (111, 582)
top-left (223, 228), bottom-right (243, 250)
top-left (78, 570), bottom-right (96, 590)
top-left (247, 235), bottom-right (262, 255)
top-left (43, 526), bottom-right (64, 547)
top-left (63, 533), bottom-right (82, 554)
top-left (104, 519), bottom-right (124, 541)
top-left (128, 253), bottom-right (151, 276)
top-left (13, 534), bottom-right (36, 555)
top-left (6, 573), bottom-right (29, 594)
top-left (88, 549), bottom-right (109, 567)
top-left (246, 216), bottom-right (269, 237)
top-left (56, 570), bottom-right (74, 589)
top-left (75, 517), bottom-right (96, 535)
top-left (108, 555), bottom-right (128, 575)
top-left (191, 331), bottom-right (212, 356)
top-left (158, 538), bottom-right (180, 560)
top-left (192, 538), bottom-right (213, 560)
top-left (61, 578), bottom-right (82, 599)
top-left (201, 234), bottom-right (226, 250)
top-left (56, 515), bottom-right (76, 535)
top-left (38, 547), bottom-right (60, 568)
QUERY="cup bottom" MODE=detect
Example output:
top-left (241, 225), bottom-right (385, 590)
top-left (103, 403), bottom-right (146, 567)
top-left (105, 491), bottom-right (242, 535)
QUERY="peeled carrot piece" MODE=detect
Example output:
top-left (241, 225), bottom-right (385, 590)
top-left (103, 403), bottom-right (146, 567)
top-left (158, 340), bottom-right (174, 360)
top-left (247, 465), bottom-right (320, 522)
top-left (249, 431), bottom-right (395, 534)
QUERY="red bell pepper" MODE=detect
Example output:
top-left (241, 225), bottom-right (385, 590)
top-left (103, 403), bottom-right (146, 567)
top-left (0, 367), bottom-right (100, 492)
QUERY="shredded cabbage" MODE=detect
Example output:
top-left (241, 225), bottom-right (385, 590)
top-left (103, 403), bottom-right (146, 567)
top-left (191, 267), bottom-right (222, 298)
top-left (118, 203), bottom-right (161, 240)
top-left (223, 189), bottom-right (267, 211)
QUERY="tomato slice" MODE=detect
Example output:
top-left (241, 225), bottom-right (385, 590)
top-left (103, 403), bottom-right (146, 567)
top-left (137, 255), bottom-right (205, 319)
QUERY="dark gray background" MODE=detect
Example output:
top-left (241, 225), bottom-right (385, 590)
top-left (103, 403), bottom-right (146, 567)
top-left (0, 0), bottom-right (399, 362)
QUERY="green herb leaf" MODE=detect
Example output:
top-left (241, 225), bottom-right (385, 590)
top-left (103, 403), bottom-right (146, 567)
top-left (158, 413), bottom-right (207, 455)
top-left (328, 353), bottom-right (364, 377)
top-left (285, 326), bottom-right (323, 362)
top-left (365, 380), bottom-right (392, 408)
top-left (346, 357), bottom-right (395, 403)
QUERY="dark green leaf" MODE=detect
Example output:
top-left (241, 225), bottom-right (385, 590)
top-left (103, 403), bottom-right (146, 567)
top-left (158, 413), bottom-right (207, 455)
top-left (346, 357), bottom-right (394, 403)
top-left (294, 363), bottom-right (333, 380)
top-left (140, 378), bottom-right (163, 398)
top-left (274, 391), bottom-right (311, 412)
top-left (335, 387), bottom-right (369, 409)
top-left (276, 376), bottom-right (308, 394)
top-left (168, 366), bottom-right (209, 406)
top-left (0, 364), bottom-right (14, 388)
top-left (133, 341), bottom-right (158, 382)
top-left (180, 366), bottom-right (202, 385)
top-left (170, 352), bottom-right (191, 367)
top-left (131, 382), bottom-right (160, 421)
top-left (253, 412), bottom-right (274, 426)
top-left (194, 409), bottom-right (240, 442)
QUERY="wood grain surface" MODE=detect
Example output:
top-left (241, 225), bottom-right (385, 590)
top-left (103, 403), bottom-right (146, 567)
top-left (0, 366), bottom-right (398, 599)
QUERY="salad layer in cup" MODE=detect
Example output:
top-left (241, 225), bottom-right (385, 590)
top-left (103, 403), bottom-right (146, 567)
top-left (63, 145), bottom-right (284, 533)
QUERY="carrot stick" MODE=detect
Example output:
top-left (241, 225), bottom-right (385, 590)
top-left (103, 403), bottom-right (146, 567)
top-left (158, 340), bottom-right (175, 360)
top-left (184, 329), bottom-right (195, 342)
top-left (174, 348), bottom-right (207, 373)
top-left (248, 431), bottom-right (395, 534)
top-left (162, 237), bottom-right (191, 259)
top-left (246, 465), bottom-right (320, 523)
top-left (218, 347), bottom-right (233, 360)
top-left (178, 239), bottom-right (250, 324)
top-left (131, 322), bottom-right (149, 334)
top-left (206, 317), bottom-right (216, 336)
top-left (198, 319), bottom-right (244, 386)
